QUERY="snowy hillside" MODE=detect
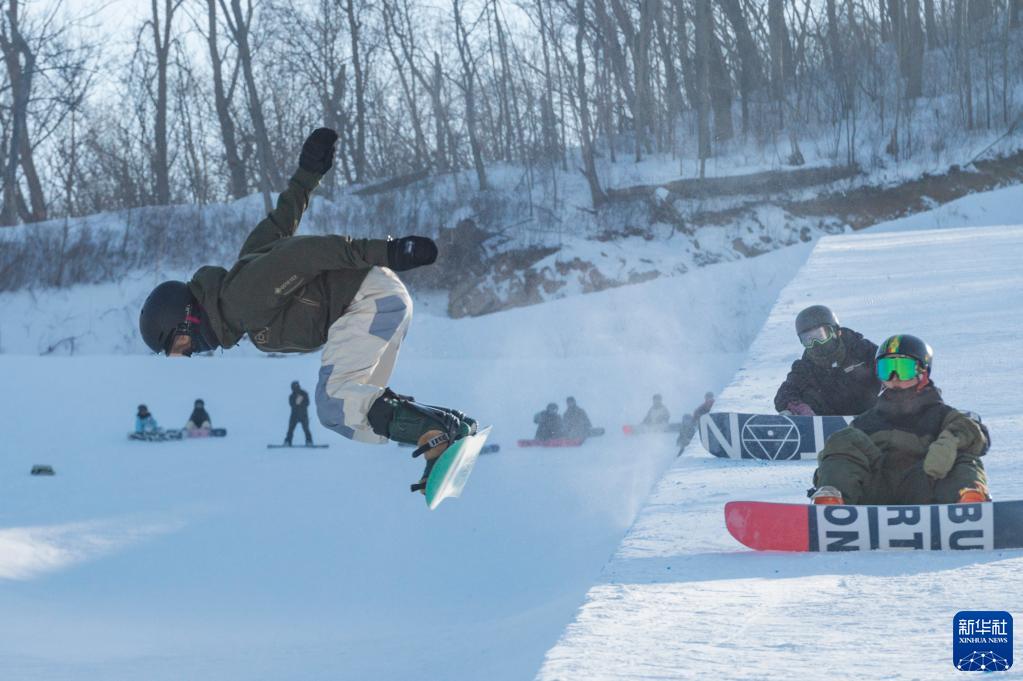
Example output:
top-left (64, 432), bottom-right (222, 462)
top-left (537, 223), bottom-right (1023, 680)
top-left (0, 243), bottom-right (804, 680)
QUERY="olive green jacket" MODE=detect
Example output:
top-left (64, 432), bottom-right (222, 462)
top-left (818, 385), bottom-right (988, 474)
top-left (188, 167), bottom-right (390, 353)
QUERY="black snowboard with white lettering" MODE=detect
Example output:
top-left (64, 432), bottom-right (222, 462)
top-left (698, 412), bottom-right (853, 460)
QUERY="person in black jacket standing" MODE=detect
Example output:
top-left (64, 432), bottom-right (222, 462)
top-left (773, 305), bottom-right (881, 416)
top-left (285, 381), bottom-right (313, 446)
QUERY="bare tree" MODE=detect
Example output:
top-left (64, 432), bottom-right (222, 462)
top-left (452, 0), bottom-right (488, 190)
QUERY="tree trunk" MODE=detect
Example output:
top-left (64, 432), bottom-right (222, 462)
top-left (206, 0), bottom-right (247, 200)
top-left (345, 0), bottom-right (367, 182)
top-left (452, 0), bottom-right (487, 190)
top-left (694, 0), bottom-right (712, 173)
top-left (222, 0), bottom-right (280, 211)
top-left (575, 0), bottom-right (605, 206)
top-left (719, 0), bottom-right (763, 135)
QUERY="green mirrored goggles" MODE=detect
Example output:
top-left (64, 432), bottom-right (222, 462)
top-left (876, 355), bottom-right (921, 381)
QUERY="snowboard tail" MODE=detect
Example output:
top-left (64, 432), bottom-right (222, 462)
top-left (725, 500), bottom-right (1023, 552)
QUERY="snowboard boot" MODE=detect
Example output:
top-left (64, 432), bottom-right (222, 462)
top-left (811, 486), bottom-right (844, 505)
top-left (367, 388), bottom-right (477, 493)
top-left (958, 485), bottom-right (989, 503)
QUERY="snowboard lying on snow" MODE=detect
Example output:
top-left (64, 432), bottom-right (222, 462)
top-left (699, 412), bottom-right (853, 460)
top-left (517, 427), bottom-right (605, 448)
top-left (129, 428), bottom-right (226, 442)
top-left (725, 500), bottom-right (1023, 552)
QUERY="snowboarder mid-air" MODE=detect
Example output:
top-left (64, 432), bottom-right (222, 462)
top-left (285, 380), bottom-right (313, 447)
top-left (139, 128), bottom-right (476, 491)
top-left (811, 334), bottom-right (990, 506)
top-left (774, 305), bottom-right (880, 417)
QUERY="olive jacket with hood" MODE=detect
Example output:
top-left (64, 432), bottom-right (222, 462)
top-left (773, 327), bottom-right (880, 415)
top-left (188, 167), bottom-right (391, 353)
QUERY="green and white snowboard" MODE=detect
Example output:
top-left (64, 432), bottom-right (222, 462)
top-left (424, 426), bottom-right (492, 510)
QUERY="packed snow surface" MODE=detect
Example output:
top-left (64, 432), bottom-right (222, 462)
top-left (537, 223), bottom-right (1023, 680)
top-left (0, 243), bottom-right (805, 680)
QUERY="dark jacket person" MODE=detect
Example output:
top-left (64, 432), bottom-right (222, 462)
top-left (774, 305), bottom-right (880, 416)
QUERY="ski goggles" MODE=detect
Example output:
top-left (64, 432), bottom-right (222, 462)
top-left (167, 305), bottom-right (210, 357)
top-left (798, 325), bottom-right (835, 348)
top-left (876, 355), bottom-right (922, 381)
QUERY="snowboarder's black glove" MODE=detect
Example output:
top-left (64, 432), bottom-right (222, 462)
top-left (387, 236), bottom-right (438, 271)
top-left (299, 127), bottom-right (339, 174)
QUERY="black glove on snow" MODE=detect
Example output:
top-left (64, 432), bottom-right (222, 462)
top-left (387, 236), bottom-right (438, 271)
top-left (299, 127), bottom-right (339, 174)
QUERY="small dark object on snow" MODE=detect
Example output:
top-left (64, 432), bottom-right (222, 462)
top-left (31, 465), bottom-right (55, 476)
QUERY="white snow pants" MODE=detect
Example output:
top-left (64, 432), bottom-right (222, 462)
top-left (315, 266), bottom-right (412, 443)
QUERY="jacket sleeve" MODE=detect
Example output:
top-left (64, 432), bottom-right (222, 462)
top-left (940, 410), bottom-right (990, 457)
top-left (774, 359), bottom-right (812, 412)
top-left (238, 168), bottom-right (324, 257)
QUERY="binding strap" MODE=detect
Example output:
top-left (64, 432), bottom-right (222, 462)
top-left (412, 431), bottom-right (450, 458)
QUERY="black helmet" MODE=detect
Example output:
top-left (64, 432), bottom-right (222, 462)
top-left (795, 305), bottom-right (839, 335)
top-left (139, 281), bottom-right (215, 355)
top-left (876, 334), bottom-right (933, 373)
top-left (138, 404), bottom-right (148, 413)
top-left (291, 381), bottom-right (300, 390)
top-left (194, 399), bottom-right (204, 407)
top-left (546, 402), bottom-right (558, 412)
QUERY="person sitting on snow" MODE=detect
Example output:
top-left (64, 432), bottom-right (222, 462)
top-left (641, 394), bottom-right (670, 428)
top-left (534, 403), bottom-right (563, 441)
top-left (136, 404), bottom-right (159, 434)
top-left (774, 305), bottom-right (880, 417)
top-left (811, 335), bottom-right (990, 505)
top-left (186, 398), bottom-right (212, 431)
top-left (562, 396), bottom-right (592, 440)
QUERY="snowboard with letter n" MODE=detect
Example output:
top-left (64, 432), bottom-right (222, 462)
top-left (725, 500), bottom-right (1023, 552)
top-left (699, 412), bottom-right (853, 460)
top-left (423, 426), bottom-right (492, 510)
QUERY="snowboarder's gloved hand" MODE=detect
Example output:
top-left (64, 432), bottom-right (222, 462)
top-left (923, 430), bottom-right (959, 479)
top-left (387, 236), bottom-right (438, 271)
top-left (786, 401), bottom-right (815, 417)
top-left (299, 127), bottom-right (339, 174)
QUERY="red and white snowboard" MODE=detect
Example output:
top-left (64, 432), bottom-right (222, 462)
top-left (725, 500), bottom-right (1023, 552)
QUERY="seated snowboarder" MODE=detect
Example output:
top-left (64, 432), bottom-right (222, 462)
top-left (692, 391), bottom-right (715, 420)
top-left (139, 128), bottom-right (476, 493)
top-left (135, 404), bottom-right (159, 434)
top-left (534, 403), bottom-right (563, 441)
top-left (774, 305), bottom-right (880, 416)
top-left (641, 394), bottom-right (670, 428)
top-left (677, 392), bottom-right (715, 452)
top-left (811, 334), bottom-right (990, 505)
top-left (186, 398), bottom-right (212, 431)
top-left (285, 380), bottom-right (313, 446)
top-left (562, 396), bottom-right (592, 440)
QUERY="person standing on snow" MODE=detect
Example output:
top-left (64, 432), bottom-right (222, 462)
top-left (774, 305), bottom-right (880, 416)
top-left (138, 128), bottom-right (476, 492)
top-left (562, 396), bottom-right (592, 440)
top-left (811, 335), bottom-right (990, 505)
top-left (285, 380), bottom-right (313, 446)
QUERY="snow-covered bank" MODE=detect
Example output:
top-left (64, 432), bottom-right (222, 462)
top-left (537, 224), bottom-right (1023, 680)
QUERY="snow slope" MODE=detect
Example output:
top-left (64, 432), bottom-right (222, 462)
top-left (0, 245), bottom-right (806, 680)
top-left (537, 224), bottom-right (1023, 680)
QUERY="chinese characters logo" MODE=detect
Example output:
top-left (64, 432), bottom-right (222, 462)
top-left (954, 611), bottom-right (1012, 672)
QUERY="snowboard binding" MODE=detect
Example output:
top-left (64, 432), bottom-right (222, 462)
top-left (367, 388), bottom-right (477, 493)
